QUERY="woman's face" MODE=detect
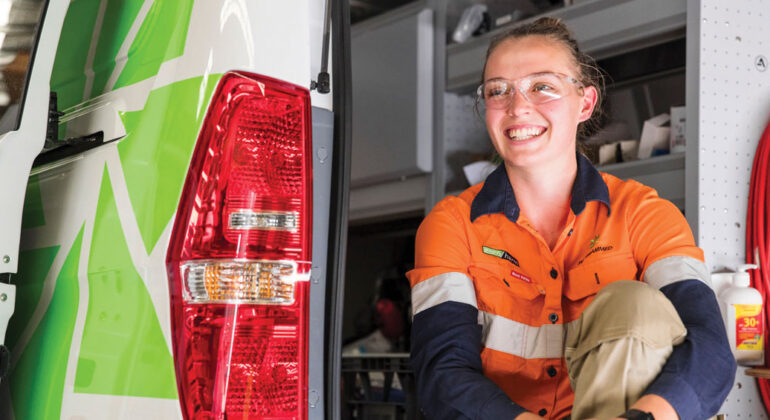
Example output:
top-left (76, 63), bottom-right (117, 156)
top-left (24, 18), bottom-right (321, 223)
top-left (483, 36), bottom-right (597, 170)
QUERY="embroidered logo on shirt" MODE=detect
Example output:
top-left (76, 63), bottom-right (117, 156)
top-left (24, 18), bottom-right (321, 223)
top-left (482, 246), bottom-right (520, 266)
top-left (577, 240), bottom-right (615, 265)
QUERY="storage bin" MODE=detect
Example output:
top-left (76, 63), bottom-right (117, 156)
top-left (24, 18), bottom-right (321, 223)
top-left (341, 354), bottom-right (424, 420)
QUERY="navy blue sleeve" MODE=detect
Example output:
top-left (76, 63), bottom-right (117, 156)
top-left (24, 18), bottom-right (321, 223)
top-left (410, 301), bottom-right (526, 419)
top-left (644, 279), bottom-right (737, 419)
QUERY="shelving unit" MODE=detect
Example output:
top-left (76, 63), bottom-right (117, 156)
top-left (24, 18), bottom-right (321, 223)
top-left (441, 0), bottom-right (689, 214)
top-left (350, 0), bottom-right (690, 222)
top-left (446, 0), bottom-right (686, 91)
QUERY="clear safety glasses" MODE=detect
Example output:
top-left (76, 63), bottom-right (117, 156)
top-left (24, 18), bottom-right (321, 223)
top-left (476, 72), bottom-right (583, 109)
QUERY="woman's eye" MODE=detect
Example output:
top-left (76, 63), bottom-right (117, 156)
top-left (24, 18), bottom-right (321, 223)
top-left (487, 87), bottom-right (506, 98)
top-left (533, 83), bottom-right (554, 92)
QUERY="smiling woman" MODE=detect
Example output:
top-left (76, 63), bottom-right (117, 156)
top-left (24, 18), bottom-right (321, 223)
top-left (407, 17), bottom-right (735, 420)
top-left (482, 34), bottom-right (595, 181)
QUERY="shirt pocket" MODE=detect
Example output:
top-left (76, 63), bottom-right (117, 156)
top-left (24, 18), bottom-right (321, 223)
top-left (468, 262), bottom-right (542, 304)
top-left (564, 252), bottom-right (638, 302)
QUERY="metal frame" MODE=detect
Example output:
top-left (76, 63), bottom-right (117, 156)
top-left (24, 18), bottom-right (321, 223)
top-left (326, 0), bottom-right (353, 418)
top-left (308, 108), bottom-right (334, 419)
top-left (426, 0), bottom-right (447, 213)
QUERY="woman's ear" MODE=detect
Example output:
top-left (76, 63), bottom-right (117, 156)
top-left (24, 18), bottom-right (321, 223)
top-left (577, 86), bottom-right (598, 123)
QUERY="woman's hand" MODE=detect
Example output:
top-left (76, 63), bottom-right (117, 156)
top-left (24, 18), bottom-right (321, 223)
top-left (581, 394), bottom-right (678, 420)
top-left (628, 394), bottom-right (678, 420)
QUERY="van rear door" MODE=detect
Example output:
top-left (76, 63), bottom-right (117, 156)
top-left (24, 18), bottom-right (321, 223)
top-left (0, 0), bottom-right (68, 364)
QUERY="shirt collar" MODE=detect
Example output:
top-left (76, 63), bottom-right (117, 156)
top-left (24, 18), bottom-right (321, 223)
top-left (470, 153), bottom-right (610, 223)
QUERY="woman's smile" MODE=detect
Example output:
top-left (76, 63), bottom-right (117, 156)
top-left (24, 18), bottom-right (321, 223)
top-left (505, 125), bottom-right (547, 141)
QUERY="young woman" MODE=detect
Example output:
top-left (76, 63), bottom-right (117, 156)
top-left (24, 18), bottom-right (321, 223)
top-left (407, 18), bottom-right (735, 420)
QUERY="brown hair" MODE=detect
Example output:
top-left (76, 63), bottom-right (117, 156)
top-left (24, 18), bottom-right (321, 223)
top-left (478, 17), bottom-right (606, 140)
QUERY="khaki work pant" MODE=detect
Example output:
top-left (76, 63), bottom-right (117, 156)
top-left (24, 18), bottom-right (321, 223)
top-left (564, 280), bottom-right (687, 420)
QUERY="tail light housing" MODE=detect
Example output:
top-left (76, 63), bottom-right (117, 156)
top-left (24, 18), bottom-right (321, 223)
top-left (167, 72), bottom-right (312, 419)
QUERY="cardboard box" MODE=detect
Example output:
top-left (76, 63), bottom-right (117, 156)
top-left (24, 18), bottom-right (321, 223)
top-left (598, 140), bottom-right (639, 165)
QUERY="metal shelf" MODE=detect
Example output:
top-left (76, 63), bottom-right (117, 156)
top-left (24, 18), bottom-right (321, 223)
top-left (599, 152), bottom-right (684, 177)
top-left (600, 153), bottom-right (685, 209)
top-left (349, 175), bottom-right (429, 222)
top-left (446, 0), bottom-right (686, 91)
top-left (445, 153), bottom-right (685, 210)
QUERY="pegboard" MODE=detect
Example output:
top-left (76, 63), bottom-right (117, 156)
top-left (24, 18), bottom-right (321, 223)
top-left (443, 92), bottom-right (494, 192)
top-left (443, 92), bottom-right (488, 151)
top-left (694, 0), bottom-right (770, 418)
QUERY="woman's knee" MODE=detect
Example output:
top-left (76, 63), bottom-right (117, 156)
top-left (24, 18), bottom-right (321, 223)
top-left (569, 280), bottom-right (686, 352)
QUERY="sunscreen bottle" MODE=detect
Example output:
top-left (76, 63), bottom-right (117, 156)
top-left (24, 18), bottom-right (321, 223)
top-left (719, 264), bottom-right (764, 365)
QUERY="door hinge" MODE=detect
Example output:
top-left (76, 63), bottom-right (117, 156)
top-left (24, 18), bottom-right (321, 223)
top-left (46, 92), bottom-right (103, 148)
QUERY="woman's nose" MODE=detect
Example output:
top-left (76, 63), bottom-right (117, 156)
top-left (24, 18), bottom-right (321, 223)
top-left (506, 89), bottom-right (532, 115)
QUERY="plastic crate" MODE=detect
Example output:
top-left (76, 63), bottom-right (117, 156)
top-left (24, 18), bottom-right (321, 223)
top-left (341, 353), bottom-right (424, 420)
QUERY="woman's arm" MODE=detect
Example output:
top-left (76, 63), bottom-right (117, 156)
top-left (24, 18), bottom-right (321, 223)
top-left (408, 198), bottom-right (528, 419)
top-left (626, 184), bottom-right (736, 419)
top-left (641, 279), bottom-right (736, 419)
top-left (411, 301), bottom-right (527, 418)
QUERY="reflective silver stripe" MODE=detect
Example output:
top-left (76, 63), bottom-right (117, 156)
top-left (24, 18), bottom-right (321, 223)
top-left (411, 272), bottom-right (477, 315)
top-left (478, 311), bottom-right (579, 359)
top-left (643, 255), bottom-right (712, 290)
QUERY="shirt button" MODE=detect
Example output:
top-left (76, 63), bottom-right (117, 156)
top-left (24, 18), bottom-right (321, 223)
top-left (539, 408), bottom-right (547, 416)
top-left (547, 366), bottom-right (557, 377)
top-left (549, 313), bottom-right (559, 323)
top-left (549, 268), bottom-right (558, 279)
top-left (568, 228), bottom-right (573, 236)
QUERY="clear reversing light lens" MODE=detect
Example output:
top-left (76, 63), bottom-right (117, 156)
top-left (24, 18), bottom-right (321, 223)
top-left (182, 260), bottom-right (304, 304)
top-left (228, 210), bottom-right (299, 231)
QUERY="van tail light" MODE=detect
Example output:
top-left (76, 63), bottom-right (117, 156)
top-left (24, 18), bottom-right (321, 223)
top-left (166, 72), bottom-right (312, 420)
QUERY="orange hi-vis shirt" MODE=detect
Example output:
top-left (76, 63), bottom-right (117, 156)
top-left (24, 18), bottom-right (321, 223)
top-left (407, 154), bottom-right (709, 419)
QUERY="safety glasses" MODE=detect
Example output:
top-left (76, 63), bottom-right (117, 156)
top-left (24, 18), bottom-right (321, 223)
top-left (476, 72), bottom-right (583, 109)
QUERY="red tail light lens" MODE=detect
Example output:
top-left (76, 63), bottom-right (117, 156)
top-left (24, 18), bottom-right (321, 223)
top-left (167, 72), bottom-right (312, 419)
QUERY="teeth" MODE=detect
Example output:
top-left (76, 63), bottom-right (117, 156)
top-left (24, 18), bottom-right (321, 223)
top-left (507, 127), bottom-right (544, 140)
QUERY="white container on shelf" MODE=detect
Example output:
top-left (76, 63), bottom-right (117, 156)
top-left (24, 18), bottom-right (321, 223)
top-left (718, 264), bottom-right (764, 366)
top-left (669, 106), bottom-right (686, 153)
top-left (637, 113), bottom-right (671, 159)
